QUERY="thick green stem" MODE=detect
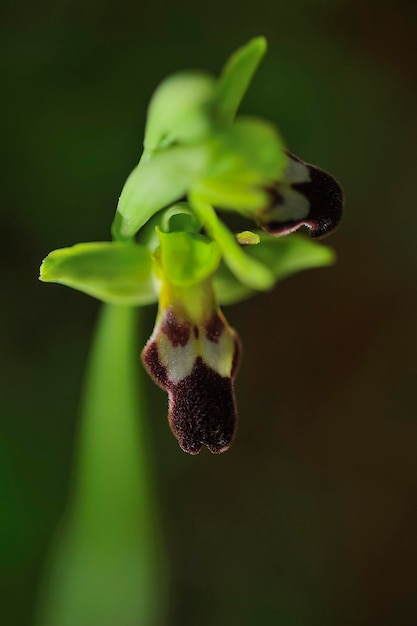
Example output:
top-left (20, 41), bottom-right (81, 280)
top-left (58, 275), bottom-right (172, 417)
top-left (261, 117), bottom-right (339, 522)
top-left (37, 304), bottom-right (166, 626)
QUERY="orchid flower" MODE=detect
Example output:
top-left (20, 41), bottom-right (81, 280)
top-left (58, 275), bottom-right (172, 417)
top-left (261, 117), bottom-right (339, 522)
top-left (40, 37), bottom-right (343, 454)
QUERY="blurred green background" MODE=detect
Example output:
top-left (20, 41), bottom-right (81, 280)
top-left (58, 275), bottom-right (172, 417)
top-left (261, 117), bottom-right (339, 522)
top-left (1, 0), bottom-right (417, 624)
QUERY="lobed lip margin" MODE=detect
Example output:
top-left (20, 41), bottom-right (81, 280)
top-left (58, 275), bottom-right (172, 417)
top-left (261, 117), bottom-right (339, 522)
top-left (142, 308), bottom-right (241, 454)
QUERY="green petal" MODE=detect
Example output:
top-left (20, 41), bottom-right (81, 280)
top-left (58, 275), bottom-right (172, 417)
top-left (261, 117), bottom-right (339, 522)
top-left (190, 198), bottom-right (275, 291)
top-left (212, 37), bottom-right (268, 126)
top-left (249, 232), bottom-right (336, 278)
top-left (214, 233), bottom-right (336, 305)
top-left (144, 72), bottom-right (216, 152)
top-left (193, 178), bottom-right (268, 212)
top-left (213, 261), bottom-right (253, 305)
top-left (39, 242), bottom-right (158, 305)
top-left (112, 145), bottom-right (208, 241)
top-left (157, 229), bottom-right (221, 287)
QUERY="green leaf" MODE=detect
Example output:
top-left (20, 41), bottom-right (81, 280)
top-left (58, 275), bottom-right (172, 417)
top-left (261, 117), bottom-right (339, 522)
top-left (112, 145), bottom-right (208, 241)
top-left (212, 37), bottom-right (268, 126)
top-left (144, 72), bottom-right (216, 152)
top-left (190, 198), bottom-right (275, 291)
top-left (213, 233), bottom-right (336, 305)
top-left (36, 306), bottom-right (167, 626)
top-left (40, 242), bottom-right (158, 305)
top-left (157, 229), bottom-right (221, 287)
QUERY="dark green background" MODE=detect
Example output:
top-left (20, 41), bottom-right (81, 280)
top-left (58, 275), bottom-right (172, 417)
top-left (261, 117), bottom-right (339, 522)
top-left (1, 0), bottom-right (417, 624)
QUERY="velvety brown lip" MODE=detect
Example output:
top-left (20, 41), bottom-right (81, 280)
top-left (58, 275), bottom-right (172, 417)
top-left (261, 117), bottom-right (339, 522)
top-left (142, 324), bottom-right (240, 455)
top-left (168, 357), bottom-right (237, 455)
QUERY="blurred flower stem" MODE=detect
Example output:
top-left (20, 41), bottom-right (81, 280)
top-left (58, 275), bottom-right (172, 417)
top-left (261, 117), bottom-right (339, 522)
top-left (37, 304), bottom-right (166, 626)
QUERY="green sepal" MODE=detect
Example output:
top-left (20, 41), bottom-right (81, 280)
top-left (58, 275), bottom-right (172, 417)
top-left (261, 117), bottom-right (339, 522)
top-left (212, 37), bottom-right (267, 127)
top-left (144, 72), bottom-right (216, 152)
top-left (213, 233), bottom-right (336, 305)
top-left (112, 144), bottom-right (208, 241)
top-left (194, 118), bottom-right (287, 212)
top-left (190, 198), bottom-right (275, 291)
top-left (39, 242), bottom-right (158, 305)
top-left (157, 229), bottom-right (221, 287)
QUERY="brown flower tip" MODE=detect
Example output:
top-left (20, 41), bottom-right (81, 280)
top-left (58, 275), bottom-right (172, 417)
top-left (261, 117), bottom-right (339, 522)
top-left (260, 152), bottom-right (344, 238)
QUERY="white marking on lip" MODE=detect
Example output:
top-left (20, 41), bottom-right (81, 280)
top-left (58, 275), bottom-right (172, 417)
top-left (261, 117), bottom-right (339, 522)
top-left (156, 321), bottom-right (237, 384)
top-left (200, 332), bottom-right (236, 378)
top-left (157, 333), bottom-right (196, 383)
top-left (272, 188), bottom-right (310, 222)
top-left (285, 156), bottom-right (311, 184)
